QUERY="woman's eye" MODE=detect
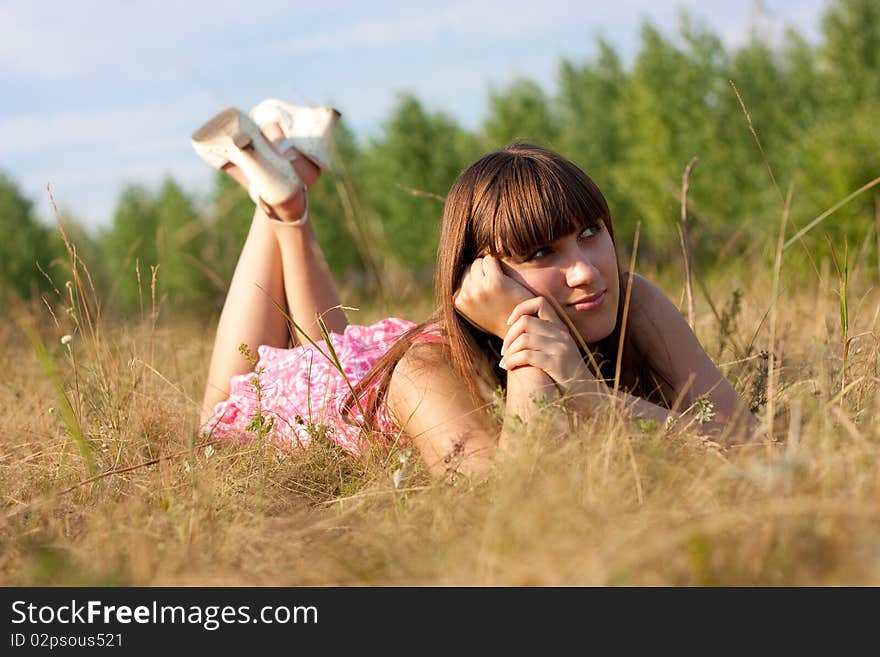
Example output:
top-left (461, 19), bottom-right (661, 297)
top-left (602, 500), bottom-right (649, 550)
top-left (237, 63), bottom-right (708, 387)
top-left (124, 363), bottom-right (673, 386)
top-left (579, 224), bottom-right (601, 239)
top-left (526, 247), bottom-right (552, 261)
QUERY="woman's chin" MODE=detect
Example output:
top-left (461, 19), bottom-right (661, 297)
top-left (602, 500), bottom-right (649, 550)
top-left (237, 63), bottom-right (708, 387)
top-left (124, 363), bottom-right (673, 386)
top-left (568, 308), bottom-right (617, 345)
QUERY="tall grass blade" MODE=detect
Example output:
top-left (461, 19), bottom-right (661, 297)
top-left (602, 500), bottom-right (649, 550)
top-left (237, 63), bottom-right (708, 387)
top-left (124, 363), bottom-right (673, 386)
top-left (766, 185), bottom-right (793, 442)
top-left (614, 223), bottom-right (641, 397)
top-left (17, 317), bottom-right (97, 476)
top-left (678, 156), bottom-right (698, 330)
top-left (729, 80), bottom-right (783, 204)
top-left (783, 176), bottom-right (880, 250)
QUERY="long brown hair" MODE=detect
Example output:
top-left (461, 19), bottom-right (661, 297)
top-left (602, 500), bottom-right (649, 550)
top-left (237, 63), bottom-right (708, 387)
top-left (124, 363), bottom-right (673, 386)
top-left (345, 143), bottom-right (668, 431)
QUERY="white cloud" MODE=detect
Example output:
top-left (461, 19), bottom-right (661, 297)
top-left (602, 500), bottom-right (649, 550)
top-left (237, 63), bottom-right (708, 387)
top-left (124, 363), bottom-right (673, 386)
top-left (0, 5), bottom-right (81, 76)
top-left (0, 107), bottom-right (173, 158)
top-left (712, 0), bottom-right (828, 50)
top-left (275, 0), bottom-right (592, 53)
top-left (1, 0), bottom-right (828, 231)
top-left (0, 0), bottom-right (299, 79)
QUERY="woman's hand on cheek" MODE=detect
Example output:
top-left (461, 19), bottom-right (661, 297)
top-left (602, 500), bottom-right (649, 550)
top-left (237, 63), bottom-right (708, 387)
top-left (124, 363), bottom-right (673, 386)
top-left (453, 255), bottom-right (534, 339)
top-left (499, 296), bottom-right (594, 393)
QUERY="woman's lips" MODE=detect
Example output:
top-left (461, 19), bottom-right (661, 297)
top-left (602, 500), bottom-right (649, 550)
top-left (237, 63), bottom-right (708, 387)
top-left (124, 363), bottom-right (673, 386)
top-left (569, 290), bottom-right (606, 311)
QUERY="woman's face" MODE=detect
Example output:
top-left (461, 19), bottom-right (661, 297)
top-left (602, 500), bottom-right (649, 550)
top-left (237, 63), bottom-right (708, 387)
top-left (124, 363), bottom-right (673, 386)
top-left (501, 221), bottom-right (620, 344)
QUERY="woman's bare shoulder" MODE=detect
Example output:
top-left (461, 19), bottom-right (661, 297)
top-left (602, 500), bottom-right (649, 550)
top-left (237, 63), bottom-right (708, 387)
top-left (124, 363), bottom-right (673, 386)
top-left (386, 339), bottom-right (498, 479)
top-left (387, 341), bottom-right (458, 404)
top-left (623, 272), bottom-right (689, 368)
top-left (626, 272), bottom-right (669, 312)
top-left (392, 341), bottom-right (451, 376)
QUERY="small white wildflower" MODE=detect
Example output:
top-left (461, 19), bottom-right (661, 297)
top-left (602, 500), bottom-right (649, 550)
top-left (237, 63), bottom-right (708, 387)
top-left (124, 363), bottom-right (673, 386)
top-left (392, 449), bottom-right (413, 489)
top-left (204, 445), bottom-right (215, 459)
top-left (60, 334), bottom-right (73, 345)
top-left (694, 395), bottom-right (716, 424)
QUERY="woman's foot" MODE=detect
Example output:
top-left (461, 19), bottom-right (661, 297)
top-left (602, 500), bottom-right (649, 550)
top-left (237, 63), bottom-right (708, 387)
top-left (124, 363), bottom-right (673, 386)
top-left (191, 108), bottom-right (303, 206)
top-left (249, 99), bottom-right (340, 172)
top-left (221, 122), bottom-right (321, 223)
top-left (192, 104), bottom-right (337, 224)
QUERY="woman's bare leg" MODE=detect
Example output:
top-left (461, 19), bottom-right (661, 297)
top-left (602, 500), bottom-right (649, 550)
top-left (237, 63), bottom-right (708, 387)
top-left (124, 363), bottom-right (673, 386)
top-left (200, 122), bottom-right (349, 424)
top-left (260, 123), bottom-right (349, 344)
top-left (200, 205), bottom-right (290, 424)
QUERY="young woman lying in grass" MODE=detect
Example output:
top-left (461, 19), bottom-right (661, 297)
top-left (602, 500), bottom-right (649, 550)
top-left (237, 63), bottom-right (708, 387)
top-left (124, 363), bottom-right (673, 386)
top-left (192, 100), bottom-right (756, 479)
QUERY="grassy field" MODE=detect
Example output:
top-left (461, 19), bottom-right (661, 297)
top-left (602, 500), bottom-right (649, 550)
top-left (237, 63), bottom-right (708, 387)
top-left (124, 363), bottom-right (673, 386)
top-left (1, 232), bottom-right (879, 586)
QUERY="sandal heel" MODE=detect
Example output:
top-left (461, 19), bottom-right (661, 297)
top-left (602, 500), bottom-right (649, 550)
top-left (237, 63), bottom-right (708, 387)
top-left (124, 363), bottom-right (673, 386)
top-left (232, 131), bottom-right (253, 150)
top-left (191, 108), bottom-right (302, 206)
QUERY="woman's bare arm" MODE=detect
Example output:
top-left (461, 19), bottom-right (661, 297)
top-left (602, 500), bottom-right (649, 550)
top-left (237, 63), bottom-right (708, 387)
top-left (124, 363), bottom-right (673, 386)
top-left (624, 273), bottom-right (756, 437)
top-left (387, 343), bottom-right (498, 479)
top-left (498, 277), bottom-right (756, 439)
top-left (386, 343), bottom-right (557, 479)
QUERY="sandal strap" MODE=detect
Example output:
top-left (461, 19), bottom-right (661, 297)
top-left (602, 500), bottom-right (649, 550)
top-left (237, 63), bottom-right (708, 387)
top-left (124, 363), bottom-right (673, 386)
top-left (264, 195), bottom-right (310, 227)
top-left (275, 138), bottom-right (298, 160)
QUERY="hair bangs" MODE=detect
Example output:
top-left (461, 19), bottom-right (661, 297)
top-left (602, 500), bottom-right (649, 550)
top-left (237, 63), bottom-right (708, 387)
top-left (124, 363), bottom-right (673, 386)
top-left (470, 145), bottom-right (611, 259)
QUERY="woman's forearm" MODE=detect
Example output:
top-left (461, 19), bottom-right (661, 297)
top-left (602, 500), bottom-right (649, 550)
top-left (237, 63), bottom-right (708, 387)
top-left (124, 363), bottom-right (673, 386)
top-left (564, 380), bottom-right (756, 441)
top-left (498, 366), bottom-right (558, 450)
top-left (498, 368), bottom-right (756, 452)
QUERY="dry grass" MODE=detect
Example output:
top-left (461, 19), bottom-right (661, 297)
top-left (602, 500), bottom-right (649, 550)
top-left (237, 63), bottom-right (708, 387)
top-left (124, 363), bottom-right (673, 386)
top-left (2, 243), bottom-right (878, 587)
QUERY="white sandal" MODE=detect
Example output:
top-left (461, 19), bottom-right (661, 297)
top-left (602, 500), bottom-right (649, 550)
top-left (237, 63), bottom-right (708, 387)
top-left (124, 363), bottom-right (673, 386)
top-left (249, 99), bottom-right (340, 172)
top-left (191, 107), bottom-right (308, 224)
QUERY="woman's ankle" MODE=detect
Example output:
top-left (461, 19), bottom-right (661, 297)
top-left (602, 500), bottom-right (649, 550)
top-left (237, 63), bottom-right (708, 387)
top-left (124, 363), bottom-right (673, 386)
top-left (269, 189), bottom-right (309, 223)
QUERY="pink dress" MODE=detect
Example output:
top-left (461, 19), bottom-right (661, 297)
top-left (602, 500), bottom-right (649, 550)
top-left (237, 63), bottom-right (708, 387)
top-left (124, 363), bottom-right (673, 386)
top-left (204, 317), bottom-right (439, 454)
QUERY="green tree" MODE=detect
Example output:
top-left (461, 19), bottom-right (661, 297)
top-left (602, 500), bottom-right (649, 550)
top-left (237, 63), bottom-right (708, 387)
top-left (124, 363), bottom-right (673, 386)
top-left (202, 169), bottom-right (253, 306)
top-left (0, 172), bottom-right (59, 307)
top-left (101, 184), bottom-right (158, 315)
top-left (361, 94), bottom-right (479, 274)
top-left (483, 78), bottom-right (559, 149)
top-left (46, 212), bottom-right (112, 315)
top-left (556, 39), bottom-right (635, 241)
top-left (821, 0), bottom-right (880, 106)
top-left (307, 119), bottom-right (368, 282)
top-left (154, 178), bottom-right (211, 310)
top-left (613, 21), bottom-right (694, 248)
top-left (558, 39), bottom-right (625, 171)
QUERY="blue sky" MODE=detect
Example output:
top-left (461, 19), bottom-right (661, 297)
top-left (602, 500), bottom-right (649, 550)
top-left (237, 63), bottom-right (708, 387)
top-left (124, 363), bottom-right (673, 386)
top-left (0, 0), bottom-right (827, 230)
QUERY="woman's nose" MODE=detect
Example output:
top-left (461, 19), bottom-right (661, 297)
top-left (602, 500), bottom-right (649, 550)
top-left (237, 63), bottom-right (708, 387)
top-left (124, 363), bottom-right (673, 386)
top-left (565, 252), bottom-right (599, 287)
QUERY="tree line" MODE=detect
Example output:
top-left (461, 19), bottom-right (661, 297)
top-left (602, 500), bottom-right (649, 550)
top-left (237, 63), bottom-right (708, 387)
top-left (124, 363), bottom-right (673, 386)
top-left (2, 0), bottom-right (878, 315)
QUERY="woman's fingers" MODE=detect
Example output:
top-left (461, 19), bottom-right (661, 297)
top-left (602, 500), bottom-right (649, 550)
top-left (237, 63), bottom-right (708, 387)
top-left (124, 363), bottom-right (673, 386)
top-left (499, 348), bottom-right (551, 372)
top-left (500, 314), bottom-right (564, 356)
top-left (454, 259), bottom-right (483, 305)
top-left (503, 321), bottom-right (567, 356)
top-left (500, 331), bottom-right (541, 365)
top-left (453, 255), bottom-right (539, 338)
top-left (453, 259), bottom-right (477, 298)
top-left (498, 308), bottom-right (588, 388)
top-left (506, 296), bottom-right (564, 328)
top-left (482, 255), bottom-right (502, 277)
